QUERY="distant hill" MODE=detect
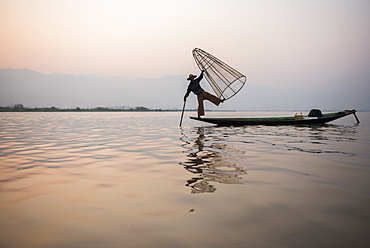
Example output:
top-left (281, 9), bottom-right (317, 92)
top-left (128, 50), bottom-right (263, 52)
top-left (1, 68), bottom-right (369, 110)
top-left (0, 68), bottom-right (186, 109)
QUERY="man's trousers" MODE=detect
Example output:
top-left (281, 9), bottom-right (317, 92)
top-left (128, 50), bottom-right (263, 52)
top-left (197, 91), bottom-right (221, 117)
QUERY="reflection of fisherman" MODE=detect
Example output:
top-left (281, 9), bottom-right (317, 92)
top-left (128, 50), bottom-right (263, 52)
top-left (184, 70), bottom-right (223, 118)
top-left (181, 127), bottom-right (247, 194)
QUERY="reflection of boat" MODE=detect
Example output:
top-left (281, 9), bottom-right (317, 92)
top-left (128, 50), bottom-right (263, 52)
top-left (190, 109), bottom-right (359, 126)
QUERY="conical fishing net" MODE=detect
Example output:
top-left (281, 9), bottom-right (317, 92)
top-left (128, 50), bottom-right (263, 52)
top-left (192, 48), bottom-right (246, 101)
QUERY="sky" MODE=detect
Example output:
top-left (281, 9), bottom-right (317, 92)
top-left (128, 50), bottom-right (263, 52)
top-left (1, 0), bottom-right (370, 109)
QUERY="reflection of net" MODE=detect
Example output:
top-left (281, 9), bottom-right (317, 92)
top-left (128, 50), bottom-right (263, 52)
top-left (192, 48), bottom-right (246, 101)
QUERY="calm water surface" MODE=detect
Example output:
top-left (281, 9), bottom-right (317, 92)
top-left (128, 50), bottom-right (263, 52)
top-left (1, 111), bottom-right (369, 248)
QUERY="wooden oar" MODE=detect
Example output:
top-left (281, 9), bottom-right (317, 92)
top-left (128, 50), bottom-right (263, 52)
top-left (179, 100), bottom-right (186, 127)
top-left (353, 111), bottom-right (360, 123)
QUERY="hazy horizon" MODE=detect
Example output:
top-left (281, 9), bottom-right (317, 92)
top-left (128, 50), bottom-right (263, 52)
top-left (1, 68), bottom-right (369, 111)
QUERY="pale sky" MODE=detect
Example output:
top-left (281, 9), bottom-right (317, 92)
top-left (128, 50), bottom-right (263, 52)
top-left (1, 0), bottom-right (369, 89)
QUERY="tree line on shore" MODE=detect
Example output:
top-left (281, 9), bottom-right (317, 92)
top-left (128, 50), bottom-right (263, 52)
top-left (0, 104), bottom-right (190, 112)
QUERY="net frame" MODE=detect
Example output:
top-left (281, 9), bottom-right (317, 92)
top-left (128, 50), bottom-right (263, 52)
top-left (192, 48), bottom-right (246, 101)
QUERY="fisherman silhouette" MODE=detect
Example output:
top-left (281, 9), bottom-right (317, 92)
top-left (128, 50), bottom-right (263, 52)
top-left (184, 70), bottom-right (223, 118)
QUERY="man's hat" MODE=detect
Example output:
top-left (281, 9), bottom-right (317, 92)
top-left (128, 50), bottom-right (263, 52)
top-left (187, 74), bottom-right (197, 80)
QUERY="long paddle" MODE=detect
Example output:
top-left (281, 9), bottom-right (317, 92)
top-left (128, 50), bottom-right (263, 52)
top-left (353, 111), bottom-right (360, 123)
top-left (179, 99), bottom-right (186, 127)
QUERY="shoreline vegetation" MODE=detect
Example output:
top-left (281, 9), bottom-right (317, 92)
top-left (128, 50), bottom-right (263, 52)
top-left (0, 105), bottom-right (187, 112)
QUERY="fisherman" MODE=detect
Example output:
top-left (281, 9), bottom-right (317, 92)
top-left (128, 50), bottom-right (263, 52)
top-left (184, 70), bottom-right (223, 118)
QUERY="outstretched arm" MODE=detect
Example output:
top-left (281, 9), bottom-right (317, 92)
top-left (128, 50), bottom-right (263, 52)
top-left (198, 70), bottom-right (204, 81)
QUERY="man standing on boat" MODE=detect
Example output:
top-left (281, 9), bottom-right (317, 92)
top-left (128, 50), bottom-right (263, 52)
top-left (184, 70), bottom-right (223, 118)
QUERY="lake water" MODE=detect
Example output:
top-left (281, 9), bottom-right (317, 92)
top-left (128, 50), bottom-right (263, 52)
top-left (1, 111), bottom-right (369, 248)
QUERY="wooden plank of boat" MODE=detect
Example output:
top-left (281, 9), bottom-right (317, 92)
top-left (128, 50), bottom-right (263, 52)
top-left (190, 110), bottom-right (358, 126)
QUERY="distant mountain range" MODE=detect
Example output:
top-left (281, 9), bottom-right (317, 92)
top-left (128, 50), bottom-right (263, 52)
top-left (1, 68), bottom-right (369, 110)
top-left (0, 68), bottom-right (186, 109)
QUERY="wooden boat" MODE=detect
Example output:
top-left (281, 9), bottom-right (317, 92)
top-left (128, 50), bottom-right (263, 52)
top-left (190, 109), bottom-right (359, 126)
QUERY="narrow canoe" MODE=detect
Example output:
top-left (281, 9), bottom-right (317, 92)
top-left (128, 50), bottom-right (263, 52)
top-left (190, 109), bottom-right (358, 126)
